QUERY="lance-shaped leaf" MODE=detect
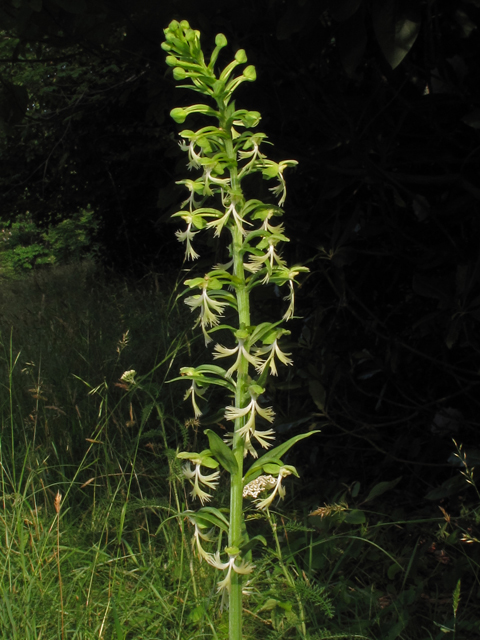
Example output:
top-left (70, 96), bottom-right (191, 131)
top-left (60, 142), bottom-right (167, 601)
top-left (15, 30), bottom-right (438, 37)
top-left (239, 534), bottom-right (267, 555)
top-left (372, 0), bottom-right (421, 69)
top-left (169, 365), bottom-right (235, 392)
top-left (205, 428), bottom-right (239, 474)
top-left (181, 506), bottom-right (230, 533)
top-left (243, 430), bottom-right (319, 484)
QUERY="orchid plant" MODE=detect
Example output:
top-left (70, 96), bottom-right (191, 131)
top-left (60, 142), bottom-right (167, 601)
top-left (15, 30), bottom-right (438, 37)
top-left (162, 20), bottom-right (316, 639)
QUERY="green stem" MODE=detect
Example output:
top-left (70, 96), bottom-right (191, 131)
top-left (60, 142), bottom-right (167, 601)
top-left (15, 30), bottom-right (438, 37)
top-left (222, 114), bottom-right (250, 640)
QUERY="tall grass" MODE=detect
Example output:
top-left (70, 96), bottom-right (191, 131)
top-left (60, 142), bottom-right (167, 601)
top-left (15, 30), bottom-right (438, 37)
top-left (1, 262), bottom-right (479, 639)
top-left (0, 262), bottom-right (218, 639)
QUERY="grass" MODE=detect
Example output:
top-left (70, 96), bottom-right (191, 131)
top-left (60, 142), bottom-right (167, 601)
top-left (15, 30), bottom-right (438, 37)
top-left (0, 261), bottom-right (479, 639)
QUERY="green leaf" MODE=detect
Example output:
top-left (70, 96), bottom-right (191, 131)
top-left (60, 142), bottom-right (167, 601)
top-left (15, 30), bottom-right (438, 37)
top-left (205, 429), bottom-right (238, 474)
top-left (463, 108), bottom-right (480, 129)
top-left (197, 506), bottom-right (230, 527)
top-left (239, 534), bottom-right (267, 555)
top-left (363, 477), bottom-right (402, 503)
top-left (351, 481), bottom-right (361, 498)
top-left (425, 475), bottom-right (470, 501)
top-left (187, 604), bottom-right (206, 624)
top-left (372, 0), bottom-right (421, 69)
top-left (262, 463), bottom-right (283, 475)
top-left (344, 509), bottom-right (366, 524)
top-left (309, 379), bottom-right (326, 412)
top-left (182, 507), bottom-right (229, 533)
top-left (244, 431), bottom-right (319, 483)
top-left (388, 563), bottom-right (402, 580)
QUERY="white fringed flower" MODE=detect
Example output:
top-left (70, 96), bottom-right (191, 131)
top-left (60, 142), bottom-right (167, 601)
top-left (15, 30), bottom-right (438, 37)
top-left (246, 240), bottom-right (286, 281)
top-left (207, 550), bottom-right (255, 594)
top-left (213, 339), bottom-right (264, 378)
top-left (175, 223), bottom-right (200, 261)
top-left (183, 461), bottom-right (220, 505)
top-left (185, 289), bottom-right (226, 344)
top-left (254, 338), bottom-right (293, 376)
top-left (254, 467), bottom-right (293, 510)
top-left (224, 391), bottom-right (275, 457)
top-left (183, 379), bottom-right (205, 417)
top-left (206, 201), bottom-right (252, 237)
top-left (269, 160), bottom-right (297, 206)
top-left (192, 521), bottom-right (215, 562)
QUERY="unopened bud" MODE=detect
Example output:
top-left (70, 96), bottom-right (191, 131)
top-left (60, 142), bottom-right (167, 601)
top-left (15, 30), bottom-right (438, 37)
top-left (215, 33), bottom-right (228, 47)
top-left (235, 49), bottom-right (247, 64)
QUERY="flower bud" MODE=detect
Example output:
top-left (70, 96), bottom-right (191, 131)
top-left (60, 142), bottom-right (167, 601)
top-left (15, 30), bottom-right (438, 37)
top-left (170, 108), bottom-right (187, 124)
top-left (173, 67), bottom-right (187, 81)
top-left (242, 111), bottom-right (261, 128)
top-left (243, 65), bottom-right (256, 81)
top-left (215, 33), bottom-right (228, 47)
top-left (235, 49), bottom-right (247, 63)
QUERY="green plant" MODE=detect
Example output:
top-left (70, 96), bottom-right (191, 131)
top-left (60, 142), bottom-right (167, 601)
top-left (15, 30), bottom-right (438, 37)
top-left (0, 206), bottom-right (98, 275)
top-left (162, 20), bottom-right (315, 640)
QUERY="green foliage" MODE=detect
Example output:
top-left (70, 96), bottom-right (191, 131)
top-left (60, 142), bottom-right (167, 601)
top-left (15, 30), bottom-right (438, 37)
top-left (0, 206), bottom-right (98, 274)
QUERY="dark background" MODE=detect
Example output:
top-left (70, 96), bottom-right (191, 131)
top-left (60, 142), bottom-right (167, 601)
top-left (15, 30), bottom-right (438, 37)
top-left (1, 0), bottom-right (480, 505)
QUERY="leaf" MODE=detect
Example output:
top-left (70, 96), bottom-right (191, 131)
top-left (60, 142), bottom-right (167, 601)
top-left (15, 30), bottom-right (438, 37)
top-left (344, 509), bottom-right (366, 524)
top-left (239, 534), bottom-right (267, 555)
top-left (463, 108), bottom-right (480, 129)
top-left (51, 0), bottom-right (87, 13)
top-left (196, 506), bottom-right (230, 526)
top-left (244, 431), bottom-right (319, 483)
top-left (330, 0), bottom-right (362, 22)
top-left (187, 604), bottom-right (206, 624)
top-left (205, 429), bottom-right (238, 474)
top-left (425, 475), bottom-right (471, 501)
top-left (189, 506), bottom-right (229, 533)
top-left (372, 0), bottom-right (421, 69)
top-left (387, 563), bottom-right (402, 579)
top-left (363, 477), bottom-right (402, 503)
top-left (412, 274), bottom-right (452, 308)
top-left (309, 379), bottom-right (326, 412)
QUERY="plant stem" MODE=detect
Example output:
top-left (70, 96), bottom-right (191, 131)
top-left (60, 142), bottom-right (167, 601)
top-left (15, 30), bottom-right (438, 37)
top-left (225, 123), bottom-right (250, 640)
